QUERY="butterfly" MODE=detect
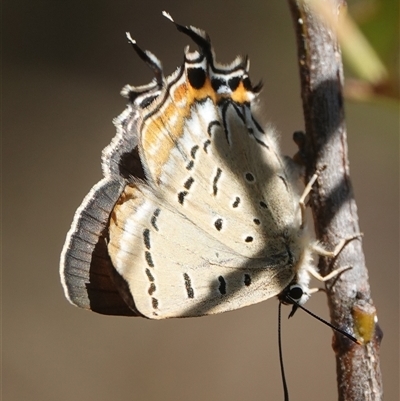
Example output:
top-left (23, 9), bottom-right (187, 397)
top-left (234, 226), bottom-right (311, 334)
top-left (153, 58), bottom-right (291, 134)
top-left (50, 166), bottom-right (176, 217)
top-left (60, 12), bottom-right (348, 319)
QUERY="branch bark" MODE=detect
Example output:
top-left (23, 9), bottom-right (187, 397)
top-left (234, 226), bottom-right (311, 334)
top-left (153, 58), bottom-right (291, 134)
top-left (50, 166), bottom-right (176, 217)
top-left (287, 1), bottom-right (383, 400)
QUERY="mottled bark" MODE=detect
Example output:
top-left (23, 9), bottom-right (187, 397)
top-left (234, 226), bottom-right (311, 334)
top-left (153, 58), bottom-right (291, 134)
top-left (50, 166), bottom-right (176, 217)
top-left (287, 1), bottom-right (383, 400)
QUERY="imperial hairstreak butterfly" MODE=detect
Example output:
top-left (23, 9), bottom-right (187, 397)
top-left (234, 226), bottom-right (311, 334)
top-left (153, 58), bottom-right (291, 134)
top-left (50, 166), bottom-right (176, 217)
top-left (60, 12), bottom-right (350, 319)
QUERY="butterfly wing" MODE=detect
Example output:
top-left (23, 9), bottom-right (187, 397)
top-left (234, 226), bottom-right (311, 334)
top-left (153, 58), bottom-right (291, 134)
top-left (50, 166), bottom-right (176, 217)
top-left (60, 178), bottom-right (140, 316)
top-left (142, 95), bottom-right (301, 257)
top-left (60, 22), bottom-right (307, 318)
top-left (105, 42), bottom-right (305, 318)
top-left (108, 183), bottom-right (294, 319)
top-left (60, 107), bottom-right (146, 316)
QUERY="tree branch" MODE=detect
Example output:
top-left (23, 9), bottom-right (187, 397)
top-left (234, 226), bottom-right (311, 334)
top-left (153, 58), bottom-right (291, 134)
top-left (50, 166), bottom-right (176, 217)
top-left (287, 1), bottom-right (383, 400)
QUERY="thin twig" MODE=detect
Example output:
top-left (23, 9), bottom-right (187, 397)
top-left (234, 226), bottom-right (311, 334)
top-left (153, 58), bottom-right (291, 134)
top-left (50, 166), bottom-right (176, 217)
top-left (287, 1), bottom-right (383, 400)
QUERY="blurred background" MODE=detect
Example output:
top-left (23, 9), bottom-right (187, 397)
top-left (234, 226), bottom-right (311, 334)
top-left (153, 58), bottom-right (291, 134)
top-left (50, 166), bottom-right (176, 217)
top-left (4, 1), bottom-right (398, 400)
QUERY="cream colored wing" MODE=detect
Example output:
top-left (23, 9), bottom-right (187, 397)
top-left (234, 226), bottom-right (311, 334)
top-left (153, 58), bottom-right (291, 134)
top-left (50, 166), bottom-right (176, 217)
top-left (108, 183), bottom-right (294, 319)
top-left (143, 97), bottom-right (302, 260)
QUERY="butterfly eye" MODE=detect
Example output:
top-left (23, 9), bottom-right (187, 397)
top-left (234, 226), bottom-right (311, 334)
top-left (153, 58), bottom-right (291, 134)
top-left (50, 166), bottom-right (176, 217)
top-left (288, 284), bottom-right (304, 303)
top-left (277, 283), bottom-right (308, 308)
top-left (285, 284), bottom-right (309, 318)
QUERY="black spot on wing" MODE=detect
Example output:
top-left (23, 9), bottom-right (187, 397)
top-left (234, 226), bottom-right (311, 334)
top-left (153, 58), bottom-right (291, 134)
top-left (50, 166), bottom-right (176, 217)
top-left (178, 191), bottom-right (188, 205)
top-left (211, 78), bottom-right (224, 92)
top-left (190, 145), bottom-right (199, 159)
top-left (228, 76), bottom-right (240, 91)
top-left (145, 268), bottom-right (155, 281)
top-left (232, 197), bottom-right (240, 208)
top-left (183, 273), bottom-right (194, 299)
top-left (187, 67), bottom-right (206, 89)
top-left (245, 172), bottom-right (255, 182)
top-left (143, 229), bottom-right (151, 250)
top-left (214, 218), bottom-right (223, 231)
top-left (242, 76), bottom-right (252, 91)
top-left (152, 297), bottom-right (159, 309)
top-left (148, 282), bottom-right (156, 295)
top-left (145, 251), bottom-right (154, 267)
top-left (151, 208), bottom-right (160, 231)
top-left (218, 276), bottom-right (227, 295)
top-left (212, 168), bottom-right (222, 196)
top-left (184, 177), bottom-right (194, 190)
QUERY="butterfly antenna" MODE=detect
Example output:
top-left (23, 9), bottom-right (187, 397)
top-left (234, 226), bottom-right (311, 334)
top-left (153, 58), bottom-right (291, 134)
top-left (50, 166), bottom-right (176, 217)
top-left (278, 302), bottom-right (290, 401)
top-left (162, 11), bottom-right (213, 64)
top-left (286, 295), bottom-right (362, 345)
top-left (125, 32), bottom-right (164, 87)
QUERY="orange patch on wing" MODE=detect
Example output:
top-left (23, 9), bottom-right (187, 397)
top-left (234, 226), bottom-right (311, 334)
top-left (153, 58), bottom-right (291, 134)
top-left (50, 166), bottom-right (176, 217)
top-left (110, 184), bottom-right (138, 227)
top-left (139, 74), bottom-right (252, 182)
top-left (230, 81), bottom-right (252, 103)
top-left (173, 82), bottom-right (188, 103)
top-left (188, 78), bottom-right (217, 103)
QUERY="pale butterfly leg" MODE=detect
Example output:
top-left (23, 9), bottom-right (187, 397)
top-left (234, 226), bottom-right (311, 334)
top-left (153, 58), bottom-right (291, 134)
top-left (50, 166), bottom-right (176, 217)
top-left (298, 167), bottom-right (326, 229)
top-left (306, 235), bottom-right (363, 293)
top-left (297, 169), bottom-right (362, 287)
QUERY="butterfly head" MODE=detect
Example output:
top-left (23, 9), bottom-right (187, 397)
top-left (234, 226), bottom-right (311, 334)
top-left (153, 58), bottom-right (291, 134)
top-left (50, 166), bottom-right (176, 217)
top-left (278, 281), bottom-right (311, 318)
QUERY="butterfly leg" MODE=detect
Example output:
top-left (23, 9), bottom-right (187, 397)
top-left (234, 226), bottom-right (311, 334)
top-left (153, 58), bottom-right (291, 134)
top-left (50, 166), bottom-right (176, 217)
top-left (312, 234), bottom-right (363, 259)
top-left (307, 233), bottom-right (363, 283)
top-left (305, 265), bottom-right (352, 297)
top-left (308, 287), bottom-right (325, 295)
top-left (307, 264), bottom-right (352, 282)
top-left (298, 166), bottom-right (327, 228)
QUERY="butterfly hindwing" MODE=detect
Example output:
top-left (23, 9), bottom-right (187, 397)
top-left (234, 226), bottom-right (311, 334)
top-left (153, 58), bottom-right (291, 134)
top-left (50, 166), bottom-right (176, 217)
top-left (60, 178), bottom-right (139, 316)
top-left (108, 183), bottom-right (294, 318)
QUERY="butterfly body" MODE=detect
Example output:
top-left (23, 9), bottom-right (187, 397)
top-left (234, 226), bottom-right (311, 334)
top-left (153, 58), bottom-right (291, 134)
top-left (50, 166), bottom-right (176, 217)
top-left (60, 19), bottom-right (314, 319)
